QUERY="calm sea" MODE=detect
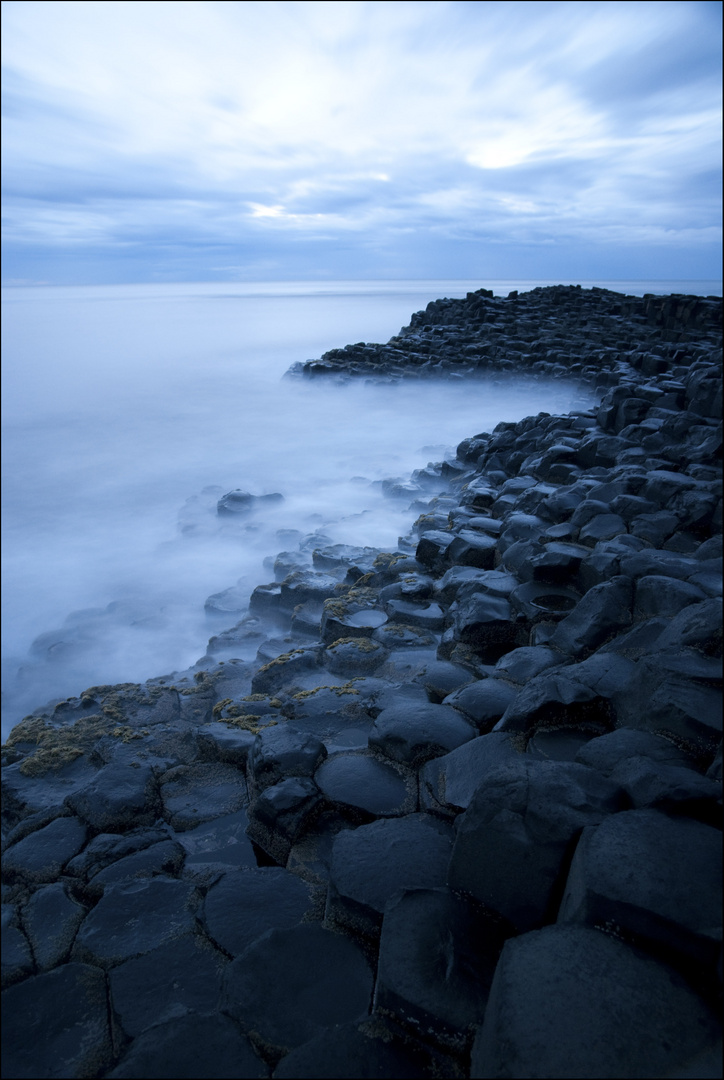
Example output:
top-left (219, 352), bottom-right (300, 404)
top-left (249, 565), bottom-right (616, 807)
top-left (2, 278), bottom-right (721, 735)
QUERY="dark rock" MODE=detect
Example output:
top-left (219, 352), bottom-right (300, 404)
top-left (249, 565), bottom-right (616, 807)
top-left (246, 777), bottom-right (322, 864)
top-left (369, 702), bottom-right (477, 766)
top-left (420, 732), bottom-right (522, 813)
top-left (326, 814), bottom-right (454, 938)
top-left (324, 636), bottom-right (388, 675)
top-left (223, 923), bottom-right (373, 1059)
top-left (472, 925), bottom-right (721, 1080)
top-left (86, 839), bottom-right (185, 895)
top-left (109, 933), bottom-right (228, 1038)
top-left (250, 725), bottom-right (326, 793)
top-left (203, 867), bottom-right (312, 958)
top-left (492, 645), bottom-right (563, 684)
top-left (496, 670), bottom-right (615, 737)
top-left (315, 752), bottom-right (415, 817)
top-left (65, 826), bottom-right (170, 880)
top-left (21, 882), bottom-right (85, 970)
top-left (107, 1013), bottom-right (266, 1078)
top-left (576, 727), bottom-right (695, 775)
top-left (160, 762), bottom-right (247, 831)
top-left (509, 580), bottom-right (581, 623)
top-left (634, 574), bottom-right (707, 618)
top-left (217, 489), bottom-right (283, 516)
top-left (448, 758), bottom-right (621, 930)
top-left (549, 575), bottom-right (633, 656)
top-left (443, 679), bottom-right (518, 732)
top-left (273, 1019), bottom-right (442, 1079)
top-left (451, 591), bottom-right (521, 662)
top-left (375, 887), bottom-right (508, 1052)
top-left (251, 646), bottom-right (324, 694)
top-left (2, 815), bottom-right (87, 884)
top-left (197, 723), bottom-right (256, 766)
top-left (66, 762), bottom-right (158, 834)
top-left (175, 808), bottom-right (258, 877)
top-left (1, 906), bottom-right (34, 988)
top-left (559, 809), bottom-right (722, 971)
top-left (1, 962), bottom-right (112, 1078)
top-left (73, 879), bottom-right (199, 968)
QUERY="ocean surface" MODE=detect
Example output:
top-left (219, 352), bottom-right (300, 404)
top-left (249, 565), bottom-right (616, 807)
top-left (2, 278), bottom-right (721, 737)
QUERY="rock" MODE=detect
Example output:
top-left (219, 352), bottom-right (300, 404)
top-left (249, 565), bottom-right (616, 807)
top-left (109, 932), bottom-right (228, 1038)
top-left (65, 762), bottom-right (159, 834)
top-left (448, 758), bottom-right (621, 931)
top-left (492, 645), bottom-right (564, 684)
top-left (273, 1019), bottom-right (442, 1079)
top-left (451, 592), bottom-right (521, 662)
top-left (107, 1013), bottom-right (266, 1078)
top-left (160, 762), bottom-right (248, 831)
top-left (496, 671), bottom-right (614, 737)
top-left (1, 906), bottom-right (34, 988)
top-left (1, 962), bottom-right (112, 1078)
top-left (223, 923), bottom-right (374, 1058)
top-left (197, 723), bottom-right (256, 766)
top-left (86, 839), bottom-right (185, 896)
top-left (64, 826), bottom-right (170, 880)
top-left (326, 814), bottom-right (454, 938)
top-left (472, 925), bottom-right (721, 1080)
top-left (443, 678), bottom-right (518, 732)
top-left (203, 867), bottom-right (312, 959)
top-left (324, 637), bottom-right (388, 675)
top-left (175, 809), bottom-right (258, 877)
top-left (420, 731), bottom-right (522, 813)
top-left (2, 815), bottom-right (87, 884)
top-left (246, 777), bottom-right (322, 864)
top-left (249, 725), bottom-right (326, 793)
top-left (21, 882), bottom-right (85, 970)
top-left (549, 575), bottom-right (633, 656)
top-left (73, 879), bottom-right (200, 968)
top-left (315, 752), bottom-right (415, 817)
top-left (375, 887), bottom-right (508, 1052)
top-left (576, 727), bottom-right (694, 775)
top-left (369, 702), bottom-right (477, 766)
top-left (251, 646), bottom-right (324, 694)
top-left (217, 489), bottom-right (283, 516)
top-left (558, 809), bottom-right (723, 972)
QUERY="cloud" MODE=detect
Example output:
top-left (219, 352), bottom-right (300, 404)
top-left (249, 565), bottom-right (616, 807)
top-left (1, 0), bottom-right (721, 281)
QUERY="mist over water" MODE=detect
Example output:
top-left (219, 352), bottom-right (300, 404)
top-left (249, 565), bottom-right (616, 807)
top-left (3, 279), bottom-right (717, 736)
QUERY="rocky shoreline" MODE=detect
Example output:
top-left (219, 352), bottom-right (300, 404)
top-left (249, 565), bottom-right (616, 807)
top-left (2, 285), bottom-right (722, 1079)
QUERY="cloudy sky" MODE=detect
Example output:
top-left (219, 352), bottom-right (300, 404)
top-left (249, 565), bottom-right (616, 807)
top-left (2, 0), bottom-right (721, 284)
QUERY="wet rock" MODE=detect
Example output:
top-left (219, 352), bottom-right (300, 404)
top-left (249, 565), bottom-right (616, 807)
top-left (443, 678), bottom-right (518, 732)
top-left (223, 923), bottom-right (374, 1059)
top-left (451, 591), bottom-right (521, 662)
top-left (66, 762), bottom-right (159, 834)
top-left (448, 758), bottom-right (621, 930)
top-left (559, 809), bottom-right (722, 972)
top-left (197, 722), bottom-right (256, 766)
top-left (73, 878), bottom-right (200, 968)
top-left (160, 762), bottom-right (247, 831)
top-left (1, 905), bottom-right (34, 988)
top-left (249, 725), bottom-right (326, 793)
top-left (107, 1013), bottom-right (266, 1079)
top-left (251, 646), bottom-right (324, 694)
top-left (86, 838), bottom-right (185, 896)
top-left (246, 777), bottom-right (322, 864)
top-left (21, 882), bottom-right (85, 970)
top-left (496, 670), bottom-right (615, 737)
top-left (64, 826), bottom-right (170, 880)
top-left (217, 489), bottom-right (283, 516)
top-left (472, 925), bottom-right (721, 1080)
top-left (1, 962), bottom-right (112, 1078)
top-left (109, 932), bottom-right (228, 1038)
top-left (324, 636), bottom-right (389, 675)
top-left (420, 732), bottom-right (522, 813)
top-left (175, 809), bottom-right (258, 877)
top-left (203, 867), bottom-right (313, 958)
top-left (369, 702), bottom-right (477, 766)
top-left (315, 751), bottom-right (415, 817)
top-left (634, 574), bottom-right (707, 618)
top-left (492, 645), bottom-right (564, 684)
top-left (2, 815), bottom-right (87, 884)
top-left (549, 575), bottom-right (633, 656)
top-left (273, 1019), bottom-right (443, 1079)
top-left (375, 887), bottom-right (508, 1052)
top-left (327, 814), bottom-right (454, 939)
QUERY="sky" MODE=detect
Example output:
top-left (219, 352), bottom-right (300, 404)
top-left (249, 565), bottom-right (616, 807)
top-left (1, 0), bottom-right (722, 284)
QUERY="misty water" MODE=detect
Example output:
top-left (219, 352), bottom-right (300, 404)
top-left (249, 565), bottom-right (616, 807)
top-left (2, 278), bottom-right (720, 737)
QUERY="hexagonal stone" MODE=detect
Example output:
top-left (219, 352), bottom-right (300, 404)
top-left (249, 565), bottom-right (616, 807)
top-left (175, 809), bottom-right (258, 878)
top-left (86, 839), bottom-right (185, 896)
top-left (558, 809), bottom-right (722, 972)
top-left (273, 1019), bottom-right (441, 1078)
top-left (22, 882), bottom-right (85, 970)
top-left (420, 732), bottom-right (522, 813)
top-left (249, 725), bottom-right (326, 793)
top-left (1, 906), bottom-right (33, 989)
top-left (375, 888), bottom-right (507, 1051)
top-left (73, 879), bottom-right (199, 968)
top-left (315, 752), bottom-right (415, 817)
top-left (203, 868), bottom-right (312, 957)
top-left (107, 1013), bottom-right (266, 1078)
top-left (448, 758), bottom-right (620, 931)
top-left (2, 815), bottom-right (87, 885)
top-left (160, 762), bottom-right (247, 831)
top-left (65, 762), bottom-right (159, 833)
top-left (443, 679), bottom-right (518, 732)
top-left (369, 702), bottom-right (476, 766)
top-left (223, 923), bottom-right (373, 1056)
top-left (1, 963), bottom-right (112, 1078)
top-left (472, 926), bottom-right (720, 1079)
top-left (327, 815), bottom-right (454, 939)
top-left (109, 933), bottom-right (228, 1037)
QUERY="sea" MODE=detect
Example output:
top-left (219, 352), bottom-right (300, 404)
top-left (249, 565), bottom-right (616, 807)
top-left (2, 278), bottom-right (722, 738)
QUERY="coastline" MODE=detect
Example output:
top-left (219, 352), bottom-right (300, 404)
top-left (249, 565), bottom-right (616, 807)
top-left (2, 284), bottom-right (722, 1078)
